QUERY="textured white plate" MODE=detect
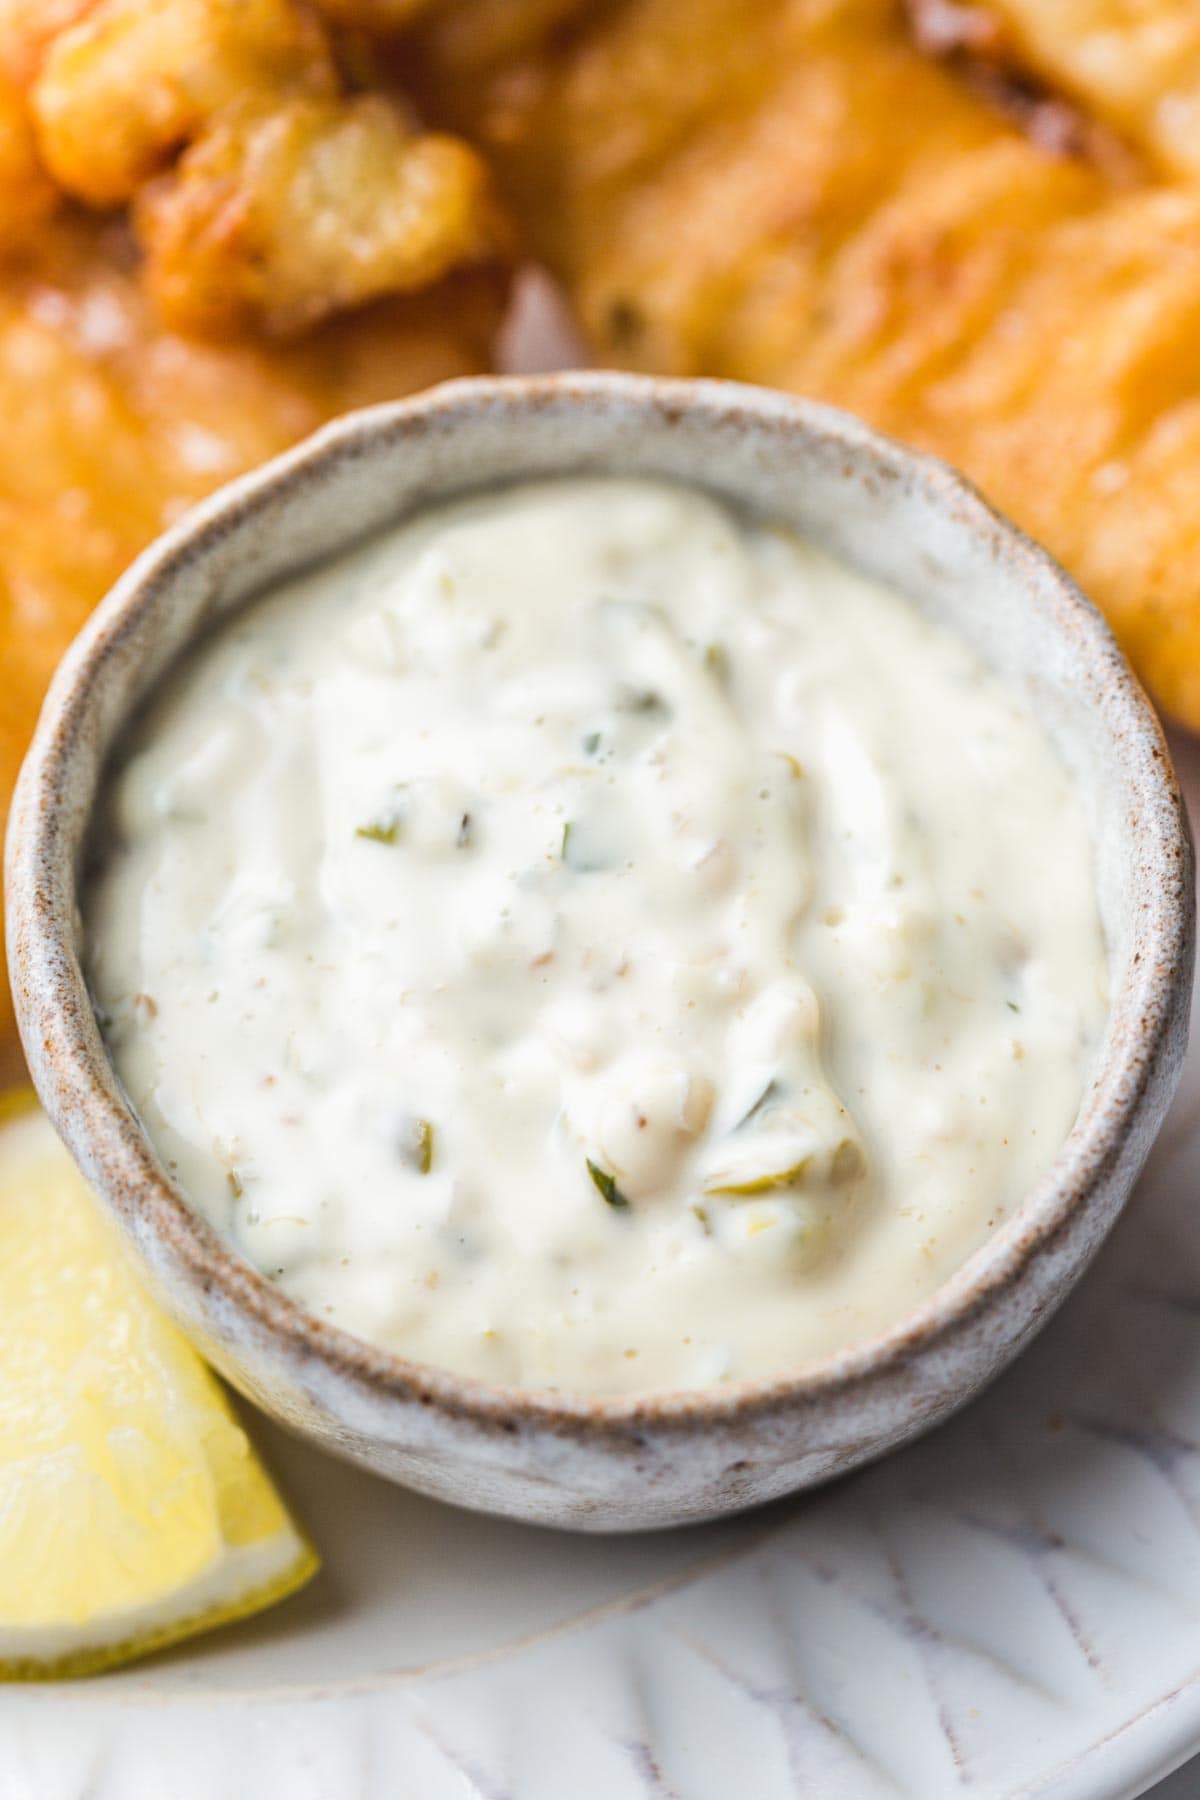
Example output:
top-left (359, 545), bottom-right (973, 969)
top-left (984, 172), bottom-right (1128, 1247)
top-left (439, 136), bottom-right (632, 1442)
top-left (5, 743), bottom-right (1200, 1800)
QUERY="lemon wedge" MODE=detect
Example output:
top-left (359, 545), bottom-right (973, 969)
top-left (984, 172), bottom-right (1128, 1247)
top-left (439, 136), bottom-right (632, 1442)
top-left (0, 1092), bottom-right (318, 1679)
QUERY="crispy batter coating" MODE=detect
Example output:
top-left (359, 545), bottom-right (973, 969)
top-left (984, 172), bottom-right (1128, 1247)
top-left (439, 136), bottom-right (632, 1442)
top-left (0, 76), bottom-right (58, 235)
top-left (944, 0), bottom-right (1200, 180)
top-left (138, 94), bottom-right (508, 336)
top-left (0, 0), bottom-right (96, 88)
top-left (0, 215), bottom-right (505, 1059)
top-left (313, 0), bottom-right (441, 28)
top-left (25, 0), bottom-right (511, 341)
top-left (403, 0), bottom-right (1200, 729)
top-left (317, 0), bottom-right (588, 64)
top-left (403, 0), bottom-right (593, 75)
top-left (32, 0), bottom-right (338, 205)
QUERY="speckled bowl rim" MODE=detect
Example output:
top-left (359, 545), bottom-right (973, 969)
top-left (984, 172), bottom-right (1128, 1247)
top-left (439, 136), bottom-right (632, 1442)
top-left (6, 372), bottom-right (1193, 1437)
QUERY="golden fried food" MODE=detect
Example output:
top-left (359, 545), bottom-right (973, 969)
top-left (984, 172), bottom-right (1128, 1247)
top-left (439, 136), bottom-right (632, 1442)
top-left (27, 0), bottom-right (509, 342)
top-left (138, 95), bottom-right (508, 336)
top-left (926, 0), bottom-right (1200, 180)
top-left (32, 0), bottom-right (337, 204)
top-left (402, 0), bottom-right (1200, 730)
top-left (0, 215), bottom-right (505, 1058)
top-left (313, 0), bottom-right (440, 27)
top-left (0, 75), bottom-right (58, 233)
top-left (399, 0), bottom-right (592, 74)
top-left (316, 0), bottom-right (588, 66)
top-left (0, 0), bottom-right (96, 89)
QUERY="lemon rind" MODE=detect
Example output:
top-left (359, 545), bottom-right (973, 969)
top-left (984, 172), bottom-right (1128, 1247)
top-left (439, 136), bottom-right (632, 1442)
top-left (0, 1090), bottom-right (320, 1681)
top-left (0, 1529), bottom-right (319, 1682)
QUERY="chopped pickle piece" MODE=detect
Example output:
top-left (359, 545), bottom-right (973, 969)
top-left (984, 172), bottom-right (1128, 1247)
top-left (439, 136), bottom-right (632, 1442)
top-left (702, 1125), bottom-right (865, 1197)
top-left (706, 1158), bottom-right (812, 1198)
top-left (400, 1117), bottom-right (434, 1174)
top-left (586, 1158), bottom-right (629, 1209)
top-left (356, 817), bottom-right (401, 845)
top-left (355, 795), bottom-right (406, 845)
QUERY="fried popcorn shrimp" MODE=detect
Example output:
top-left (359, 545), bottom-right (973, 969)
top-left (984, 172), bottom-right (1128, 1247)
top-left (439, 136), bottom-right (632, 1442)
top-left (32, 0), bottom-right (338, 205)
top-left (0, 76), bottom-right (57, 235)
top-left (137, 94), bottom-right (507, 336)
top-left (0, 0), bottom-right (97, 88)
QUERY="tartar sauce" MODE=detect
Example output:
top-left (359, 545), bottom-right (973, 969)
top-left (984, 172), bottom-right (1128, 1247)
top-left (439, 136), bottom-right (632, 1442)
top-left (86, 478), bottom-right (1108, 1393)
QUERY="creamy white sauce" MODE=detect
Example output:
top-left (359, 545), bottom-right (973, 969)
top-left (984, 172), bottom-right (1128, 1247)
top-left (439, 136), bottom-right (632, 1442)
top-left (85, 478), bottom-right (1108, 1394)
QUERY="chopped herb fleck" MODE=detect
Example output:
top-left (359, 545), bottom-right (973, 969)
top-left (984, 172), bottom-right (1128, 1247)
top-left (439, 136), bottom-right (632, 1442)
top-left (457, 812), bottom-right (474, 848)
top-left (1006, 1000), bottom-right (1020, 1013)
top-left (356, 801), bottom-right (405, 846)
top-left (582, 730), bottom-right (602, 756)
top-left (587, 1158), bottom-right (629, 1209)
top-left (402, 1118), bottom-right (434, 1174)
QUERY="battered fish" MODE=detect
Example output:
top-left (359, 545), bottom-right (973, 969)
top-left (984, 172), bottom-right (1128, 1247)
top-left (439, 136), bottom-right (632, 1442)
top-left (914, 0), bottom-right (1200, 180)
top-left (401, 0), bottom-right (1200, 730)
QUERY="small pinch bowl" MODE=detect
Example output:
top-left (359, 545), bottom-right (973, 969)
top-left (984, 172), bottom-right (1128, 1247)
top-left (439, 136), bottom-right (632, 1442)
top-left (6, 374), bottom-right (1194, 1532)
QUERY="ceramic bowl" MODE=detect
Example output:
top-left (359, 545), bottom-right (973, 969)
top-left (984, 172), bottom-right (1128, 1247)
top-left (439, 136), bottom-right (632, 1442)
top-left (6, 374), bottom-right (1194, 1531)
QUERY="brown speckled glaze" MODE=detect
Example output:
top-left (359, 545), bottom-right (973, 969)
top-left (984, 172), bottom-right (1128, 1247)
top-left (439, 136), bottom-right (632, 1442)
top-left (4, 375), bottom-right (1194, 1531)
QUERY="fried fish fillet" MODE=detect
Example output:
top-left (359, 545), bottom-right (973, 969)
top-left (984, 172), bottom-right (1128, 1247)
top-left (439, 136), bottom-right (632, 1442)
top-left (0, 217), bottom-right (505, 1060)
top-left (402, 0), bottom-right (1200, 731)
top-left (920, 0), bottom-right (1200, 180)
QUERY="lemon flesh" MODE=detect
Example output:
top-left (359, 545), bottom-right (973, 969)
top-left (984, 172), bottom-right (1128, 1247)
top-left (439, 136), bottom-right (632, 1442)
top-left (0, 1096), bottom-right (318, 1678)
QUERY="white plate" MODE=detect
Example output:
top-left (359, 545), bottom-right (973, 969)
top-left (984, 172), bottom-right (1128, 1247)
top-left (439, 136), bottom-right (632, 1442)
top-left (6, 742), bottom-right (1200, 1800)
